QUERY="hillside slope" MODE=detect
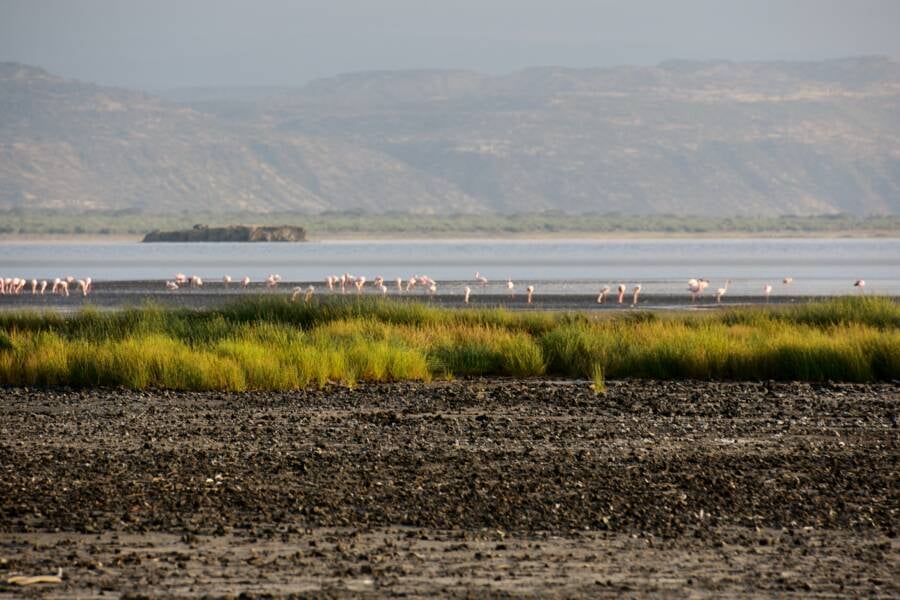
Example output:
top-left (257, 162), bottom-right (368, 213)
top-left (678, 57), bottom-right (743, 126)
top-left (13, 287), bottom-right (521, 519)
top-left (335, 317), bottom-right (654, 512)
top-left (1, 58), bottom-right (898, 215)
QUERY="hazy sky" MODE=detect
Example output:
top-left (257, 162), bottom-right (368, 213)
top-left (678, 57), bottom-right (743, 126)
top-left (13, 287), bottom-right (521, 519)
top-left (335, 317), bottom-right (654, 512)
top-left (1, 0), bottom-right (898, 89)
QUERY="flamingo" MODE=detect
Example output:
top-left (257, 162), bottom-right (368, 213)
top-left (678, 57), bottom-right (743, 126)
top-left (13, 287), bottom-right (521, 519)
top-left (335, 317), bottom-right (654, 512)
top-left (223, 275), bottom-right (232, 287)
top-left (526, 285), bottom-right (535, 304)
top-left (291, 286), bottom-right (303, 302)
top-left (65, 276), bottom-right (76, 286)
top-left (0, 278), bottom-right (4, 295)
top-left (166, 281), bottom-right (179, 291)
top-left (632, 284), bottom-right (642, 306)
top-left (30, 279), bottom-right (38, 295)
top-left (52, 278), bottom-right (61, 294)
top-left (325, 276), bottom-right (334, 292)
top-left (597, 286), bottom-right (611, 304)
top-left (84, 277), bottom-right (92, 294)
top-left (11, 278), bottom-right (20, 295)
top-left (58, 280), bottom-right (69, 297)
top-left (77, 279), bottom-right (89, 296)
top-left (715, 280), bottom-right (731, 304)
top-left (475, 272), bottom-right (489, 286)
top-left (406, 276), bottom-right (417, 292)
top-left (464, 286), bottom-right (471, 304)
top-left (688, 278), bottom-right (701, 302)
top-left (854, 279), bottom-right (865, 294)
top-left (242, 276), bottom-right (251, 288)
top-left (355, 276), bottom-right (367, 294)
top-left (305, 285), bottom-right (315, 302)
top-left (378, 283), bottom-right (388, 296)
top-left (39, 280), bottom-right (48, 295)
top-left (175, 273), bottom-right (188, 284)
top-left (191, 276), bottom-right (203, 288)
top-left (763, 284), bottom-right (773, 302)
top-left (616, 284), bottom-right (626, 304)
top-left (266, 274), bottom-right (278, 290)
top-left (428, 282), bottom-right (438, 297)
top-left (396, 277), bottom-right (403, 293)
top-left (698, 279), bottom-right (710, 298)
top-left (783, 277), bottom-right (794, 285)
top-left (507, 278), bottom-right (515, 297)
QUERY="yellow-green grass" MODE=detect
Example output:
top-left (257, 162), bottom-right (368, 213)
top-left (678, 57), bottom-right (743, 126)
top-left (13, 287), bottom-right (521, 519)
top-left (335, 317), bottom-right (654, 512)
top-left (0, 297), bottom-right (897, 390)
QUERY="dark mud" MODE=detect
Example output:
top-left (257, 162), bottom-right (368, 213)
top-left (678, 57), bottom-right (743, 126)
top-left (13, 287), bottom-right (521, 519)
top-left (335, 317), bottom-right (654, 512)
top-left (1, 380), bottom-right (898, 597)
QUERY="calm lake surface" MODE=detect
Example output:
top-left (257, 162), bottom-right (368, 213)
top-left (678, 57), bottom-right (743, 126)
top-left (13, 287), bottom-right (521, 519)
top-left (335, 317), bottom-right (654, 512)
top-left (1, 238), bottom-right (898, 296)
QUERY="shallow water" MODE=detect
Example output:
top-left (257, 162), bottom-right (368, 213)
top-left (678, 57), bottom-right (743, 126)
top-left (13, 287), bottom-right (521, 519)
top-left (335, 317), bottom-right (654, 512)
top-left (1, 238), bottom-right (898, 296)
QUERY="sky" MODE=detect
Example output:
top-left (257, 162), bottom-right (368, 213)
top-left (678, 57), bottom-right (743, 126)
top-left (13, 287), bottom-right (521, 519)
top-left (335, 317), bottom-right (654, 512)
top-left (1, 0), bottom-right (898, 89)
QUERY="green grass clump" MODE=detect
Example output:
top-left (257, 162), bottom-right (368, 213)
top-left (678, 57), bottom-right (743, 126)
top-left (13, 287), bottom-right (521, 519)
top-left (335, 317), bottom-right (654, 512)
top-left (0, 297), bottom-right (897, 390)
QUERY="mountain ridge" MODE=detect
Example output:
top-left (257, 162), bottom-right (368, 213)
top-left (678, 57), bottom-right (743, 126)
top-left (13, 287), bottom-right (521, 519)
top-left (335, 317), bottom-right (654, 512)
top-left (1, 57), bottom-right (898, 215)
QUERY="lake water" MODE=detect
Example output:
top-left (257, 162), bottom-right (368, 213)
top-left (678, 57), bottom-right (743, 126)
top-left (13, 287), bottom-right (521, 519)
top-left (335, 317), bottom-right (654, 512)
top-left (1, 238), bottom-right (898, 296)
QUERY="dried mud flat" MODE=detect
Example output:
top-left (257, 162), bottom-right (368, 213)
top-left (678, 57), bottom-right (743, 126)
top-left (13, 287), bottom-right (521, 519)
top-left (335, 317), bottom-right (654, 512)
top-left (1, 380), bottom-right (898, 598)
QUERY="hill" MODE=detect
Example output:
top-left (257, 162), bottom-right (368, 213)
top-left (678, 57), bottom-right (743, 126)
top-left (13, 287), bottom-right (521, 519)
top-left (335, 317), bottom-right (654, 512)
top-left (1, 58), bottom-right (898, 215)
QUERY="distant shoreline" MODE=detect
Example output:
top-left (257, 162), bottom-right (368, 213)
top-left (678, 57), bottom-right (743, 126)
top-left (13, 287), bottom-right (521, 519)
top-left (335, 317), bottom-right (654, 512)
top-left (1, 229), bottom-right (899, 243)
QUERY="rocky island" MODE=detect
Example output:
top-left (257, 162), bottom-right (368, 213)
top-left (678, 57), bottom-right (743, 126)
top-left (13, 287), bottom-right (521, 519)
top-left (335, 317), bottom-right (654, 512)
top-left (143, 224), bottom-right (306, 242)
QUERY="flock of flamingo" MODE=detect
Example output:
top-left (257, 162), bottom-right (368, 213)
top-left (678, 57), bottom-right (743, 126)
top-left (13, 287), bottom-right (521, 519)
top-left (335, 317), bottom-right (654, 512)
top-left (152, 271), bottom-right (869, 305)
top-left (0, 271), bottom-right (869, 304)
top-left (0, 276), bottom-right (92, 297)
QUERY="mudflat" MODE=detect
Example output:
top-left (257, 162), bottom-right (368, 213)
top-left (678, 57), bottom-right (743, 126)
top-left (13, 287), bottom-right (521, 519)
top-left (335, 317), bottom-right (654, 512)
top-left (1, 380), bottom-right (897, 597)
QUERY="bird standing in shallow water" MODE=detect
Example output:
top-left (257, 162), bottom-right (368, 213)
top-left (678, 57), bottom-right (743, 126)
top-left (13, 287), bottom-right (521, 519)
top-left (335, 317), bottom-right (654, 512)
top-left (526, 285), bottom-right (535, 304)
top-left (632, 284), bottom-right (642, 306)
top-left (597, 286), bottom-right (611, 304)
top-left (854, 279), bottom-right (866, 294)
top-left (616, 284), bottom-right (626, 304)
top-left (464, 286), bottom-right (471, 304)
top-left (764, 284), bottom-right (773, 302)
top-left (716, 280), bottom-right (731, 304)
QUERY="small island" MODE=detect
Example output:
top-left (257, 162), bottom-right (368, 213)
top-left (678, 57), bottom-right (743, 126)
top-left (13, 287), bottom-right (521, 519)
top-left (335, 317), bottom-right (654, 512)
top-left (142, 224), bottom-right (307, 242)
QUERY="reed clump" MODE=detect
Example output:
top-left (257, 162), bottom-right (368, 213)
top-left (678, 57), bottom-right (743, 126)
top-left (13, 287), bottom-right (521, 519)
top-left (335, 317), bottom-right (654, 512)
top-left (0, 296), bottom-right (896, 390)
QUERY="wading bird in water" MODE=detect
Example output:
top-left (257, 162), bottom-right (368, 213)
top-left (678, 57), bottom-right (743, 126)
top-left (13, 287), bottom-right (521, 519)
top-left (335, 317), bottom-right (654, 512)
top-left (475, 272), bottom-right (489, 286)
top-left (764, 284), bottom-right (773, 302)
top-left (526, 285), bottom-right (534, 304)
top-left (632, 284), bottom-right (642, 305)
top-left (223, 275), bottom-right (232, 287)
top-left (464, 286), bottom-right (471, 304)
top-left (166, 281), bottom-right (179, 291)
top-left (396, 277), bottom-right (403, 293)
top-left (39, 280), bottom-right (48, 295)
top-left (854, 279), bottom-right (865, 293)
top-left (507, 278), bottom-right (515, 297)
top-left (716, 280), bottom-right (731, 304)
top-left (242, 276), bottom-right (251, 288)
top-left (597, 286), bottom-right (611, 304)
top-left (355, 276), bottom-right (367, 294)
top-left (616, 284), bottom-right (627, 304)
top-left (30, 279), bottom-right (37, 295)
top-left (783, 277), bottom-right (794, 285)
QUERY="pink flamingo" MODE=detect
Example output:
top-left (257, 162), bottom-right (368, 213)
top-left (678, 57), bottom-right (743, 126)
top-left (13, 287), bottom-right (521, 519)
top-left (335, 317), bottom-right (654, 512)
top-left (715, 280), bottom-right (731, 304)
top-left (597, 286), bottom-right (611, 304)
top-left (223, 275), bottom-right (232, 287)
top-left (616, 284), bottom-right (626, 304)
top-left (632, 284), bottom-right (642, 305)
top-left (763, 284), bottom-right (773, 302)
top-left (464, 286), bottom-right (471, 304)
top-left (39, 280), bottom-right (48, 295)
top-left (30, 279), bottom-right (38, 295)
top-left (396, 277), bottom-right (403, 293)
top-left (355, 276), bottom-right (367, 294)
top-left (166, 281), bottom-right (179, 291)
top-left (175, 273), bottom-right (187, 284)
top-left (475, 272), bottom-right (489, 286)
top-left (854, 279), bottom-right (865, 294)
top-left (507, 278), bottom-right (515, 298)
top-left (52, 278), bottom-right (61, 294)
top-left (242, 276), bottom-right (251, 288)
top-left (526, 285), bottom-right (535, 304)
top-left (58, 280), bottom-right (69, 297)
top-left (77, 279), bottom-right (89, 296)
top-left (783, 277), bottom-right (794, 285)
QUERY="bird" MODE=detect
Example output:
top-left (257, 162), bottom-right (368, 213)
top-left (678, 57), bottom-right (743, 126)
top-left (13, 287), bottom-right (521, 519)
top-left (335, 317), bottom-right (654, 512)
top-left (325, 276), bottom-right (335, 292)
top-left (378, 283), bottom-right (388, 296)
top-left (475, 272), bottom-right (489, 286)
top-left (616, 284), bottom-right (627, 304)
top-left (632, 284), bottom-right (642, 305)
top-left (405, 276), bottom-right (417, 292)
top-left (355, 276), bottom-right (367, 294)
top-left (39, 280), bottom-right (48, 295)
top-left (688, 279), bottom-right (701, 302)
top-left (507, 278), bottom-right (515, 297)
top-left (52, 278), bottom-right (61, 294)
top-left (291, 286), bottom-right (304, 302)
top-left (266, 274), bottom-right (278, 290)
top-left (241, 276), bottom-right (251, 288)
top-left (191, 276), bottom-right (203, 288)
top-left (84, 277), bottom-right (92, 294)
top-left (597, 286), bottom-right (611, 304)
top-left (396, 277), bottom-right (403, 293)
top-left (428, 282), bottom-right (438, 297)
top-left (464, 286), bottom-right (472, 304)
top-left (166, 281), bottom-right (179, 291)
top-left (175, 273), bottom-right (187, 284)
top-left (854, 279), bottom-right (866, 293)
top-left (763, 284), bottom-right (773, 302)
top-left (30, 279), bottom-right (38, 295)
top-left (77, 279), bottom-right (89, 296)
top-left (783, 277), bottom-right (794, 285)
top-left (223, 275), bottom-right (232, 287)
top-left (305, 285), bottom-right (315, 302)
top-left (58, 280), bottom-right (69, 297)
top-left (526, 285), bottom-right (535, 304)
top-left (716, 280), bottom-right (731, 304)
